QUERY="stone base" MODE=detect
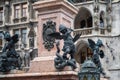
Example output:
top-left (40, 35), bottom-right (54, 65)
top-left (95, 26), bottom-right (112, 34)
top-left (0, 71), bottom-right (109, 80)
top-left (28, 56), bottom-right (76, 73)
top-left (0, 71), bottom-right (78, 80)
top-left (0, 70), bottom-right (25, 74)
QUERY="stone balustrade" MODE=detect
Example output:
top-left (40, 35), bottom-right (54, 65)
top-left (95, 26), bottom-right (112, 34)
top-left (73, 27), bottom-right (107, 36)
top-left (73, 27), bottom-right (93, 35)
top-left (99, 27), bottom-right (106, 34)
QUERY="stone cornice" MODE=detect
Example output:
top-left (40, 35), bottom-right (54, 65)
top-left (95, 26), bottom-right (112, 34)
top-left (33, 0), bottom-right (78, 15)
top-left (80, 34), bottom-right (120, 38)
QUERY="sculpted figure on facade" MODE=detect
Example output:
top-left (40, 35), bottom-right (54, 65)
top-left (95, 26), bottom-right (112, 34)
top-left (20, 43), bottom-right (34, 71)
top-left (49, 24), bottom-right (81, 70)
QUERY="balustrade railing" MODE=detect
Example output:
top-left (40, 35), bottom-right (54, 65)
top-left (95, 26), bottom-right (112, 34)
top-left (73, 28), bottom-right (93, 36)
top-left (73, 27), bottom-right (106, 36)
top-left (67, 0), bottom-right (93, 3)
top-left (99, 28), bottom-right (106, 34)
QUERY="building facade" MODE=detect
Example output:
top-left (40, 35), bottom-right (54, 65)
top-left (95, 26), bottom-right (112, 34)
top-left (0, 0), bottom-right (39, 69)
top-left (0, 0), bottom-right (120, 80)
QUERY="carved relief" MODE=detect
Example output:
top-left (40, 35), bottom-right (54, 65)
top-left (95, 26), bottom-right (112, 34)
top-left (43, 20), bottom-right (56, 51)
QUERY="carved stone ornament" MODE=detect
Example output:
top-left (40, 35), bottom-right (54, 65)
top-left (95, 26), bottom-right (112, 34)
top-left (43, 20), bottom-right (56, 51)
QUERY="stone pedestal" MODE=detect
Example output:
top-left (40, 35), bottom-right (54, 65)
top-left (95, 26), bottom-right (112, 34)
top-left (28, 0), bottom-right (78, 80)
top-left (29, 0), bottom-right (78, 72)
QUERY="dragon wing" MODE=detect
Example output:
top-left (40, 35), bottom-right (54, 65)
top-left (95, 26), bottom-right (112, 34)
top-left (48, 32), bottom-right (63, 39)
top-left (88, 39), bottom-right (96, 51)
top-left (73, 33), bottom-right (81, 43)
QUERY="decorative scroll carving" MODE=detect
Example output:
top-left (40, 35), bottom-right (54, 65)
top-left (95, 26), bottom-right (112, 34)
top-left (43, 20), bottom-right (56, 51)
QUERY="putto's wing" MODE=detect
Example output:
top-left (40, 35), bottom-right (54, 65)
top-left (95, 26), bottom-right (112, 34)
top-left (88, 39), bottom-right (96, 50)
top-left (48, 32), bottom-right (63, 39)
top-left (73, 33), bottom-right (81, 43)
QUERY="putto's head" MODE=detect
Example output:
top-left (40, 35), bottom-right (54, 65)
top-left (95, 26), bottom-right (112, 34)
top-left (59, 24), bottom-right (67, 34)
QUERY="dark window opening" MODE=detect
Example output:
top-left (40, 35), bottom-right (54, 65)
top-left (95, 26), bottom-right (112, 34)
top-left (87, 16), bottom-right (92, 28)
top-left (80, 20), bottom-right (86, 28)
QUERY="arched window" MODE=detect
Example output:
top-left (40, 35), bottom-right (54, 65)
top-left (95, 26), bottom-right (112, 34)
top-left (74, 7), bottom-right (92, 29)
top-left (80, 47), bottom-right (93, 63)
top-left (75, 40), bottom-right (93, 64)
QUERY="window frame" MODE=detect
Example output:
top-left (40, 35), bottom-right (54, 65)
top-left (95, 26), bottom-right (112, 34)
top-left (21, 3), bottom-right (27, 17)
top-left (14, 4), bottom-right (20, 19)
top-left (21, 28), bottom-right (27, 46)
top-left (13, 2), bottom-right (28, 20)
top-left (13, 28), bottom-right (27, 49)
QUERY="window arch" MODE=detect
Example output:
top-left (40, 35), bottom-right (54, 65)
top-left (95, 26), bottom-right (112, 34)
top-left (74, 40), bottom-right (93, 64)
top-left (74, 7), bottom-right (92, 29)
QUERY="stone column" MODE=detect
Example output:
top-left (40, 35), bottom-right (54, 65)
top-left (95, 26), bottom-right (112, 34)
top-left (29, 0), bottom-right (78, 79)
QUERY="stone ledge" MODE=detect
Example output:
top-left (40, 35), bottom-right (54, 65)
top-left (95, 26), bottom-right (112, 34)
top-left (0, 71), bottom-right (78, 78)
top-left (32, 56), bottom-right (56, 61)
top-left (33, 0), bottom-right (78, 15)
